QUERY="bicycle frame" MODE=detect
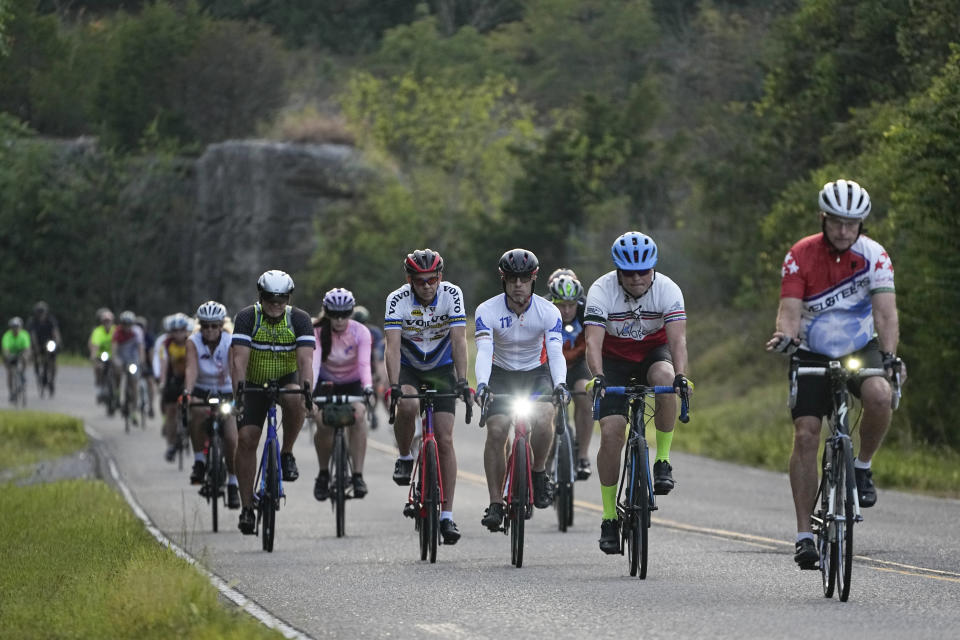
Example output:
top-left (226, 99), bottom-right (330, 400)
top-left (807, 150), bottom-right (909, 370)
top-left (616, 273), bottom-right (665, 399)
top-left (551, 401), bottom-right (576, 532)
top-left (189, 393), bottom-right (233, 532)
top-left (313, 387), bottom-right (366, 538)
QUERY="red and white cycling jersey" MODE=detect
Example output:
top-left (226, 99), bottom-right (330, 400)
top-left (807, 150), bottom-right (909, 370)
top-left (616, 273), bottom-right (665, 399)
top-left (584, 270), bottom-right (686, 362)
top-left (780, 233), bottom-right (895, 358)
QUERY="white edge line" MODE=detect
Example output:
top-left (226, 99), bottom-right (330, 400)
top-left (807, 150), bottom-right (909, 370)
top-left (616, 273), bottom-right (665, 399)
top-left (84, 424), bottom-right (315, 640)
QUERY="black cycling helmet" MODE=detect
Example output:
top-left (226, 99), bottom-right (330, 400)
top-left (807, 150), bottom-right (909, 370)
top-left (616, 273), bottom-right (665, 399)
top-left (498, 249), bottom-right (539, 278)
top-left (404, 249), bottom-right (444, 275)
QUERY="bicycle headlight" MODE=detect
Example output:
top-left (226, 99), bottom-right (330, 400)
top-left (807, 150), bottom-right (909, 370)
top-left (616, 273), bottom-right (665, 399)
top-left (127, 363), bottom-right (138, 375)
top-left (513, 398), bottom-right (533, 418)
top-left (845, 357), bottom-right (862, 371)
top-left (219, 402), bottom-right (233, 415)
top-left (45, 340), bottom-right (56, 353)
top-left (99, 352), bottom-right (110, 362)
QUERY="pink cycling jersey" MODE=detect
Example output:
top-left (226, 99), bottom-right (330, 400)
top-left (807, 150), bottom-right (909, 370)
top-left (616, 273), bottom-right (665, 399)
top-left (312, 319), bottom-right (372, 387)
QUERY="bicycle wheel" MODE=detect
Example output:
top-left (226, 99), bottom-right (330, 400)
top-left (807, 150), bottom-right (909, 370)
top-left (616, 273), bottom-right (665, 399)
top-left (553, 427), bottom-right (574, 532)
top-left (261, 439), bottom-right (278, 552)
top-left (123, 381), bottom-right (131, 433)
top-left (208, 434), bottom-right (223, 533)
top-left (424, 440), bottom-right (440, 563)
top-left (138, 380), bottom-right (148, 427)
top-left (333, 429), bottom-right (347, 538)
top-left (835, 437), bottom-right (856, 601)
top-left (816, 446), bottom-right (835, 598)
top-left (510, 437), bottom-right (529, 568)
top-left (625, 440), bottom-right (650, 578)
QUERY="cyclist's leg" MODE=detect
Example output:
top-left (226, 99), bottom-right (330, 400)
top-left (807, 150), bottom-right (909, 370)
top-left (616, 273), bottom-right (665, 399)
top-left (313, 417), bottom-right (334, 470)
top-left (236, 394), bottom-right (267, 509)
top-left (647, 358), bottom-right (677, 461)
top-left (188, 406), bottom-right (208, 458)
top-left (278, 382), bottom-right (305, 456)
top-left (857, 375), bottom-right (892, 464)
top-left (393, 390), bottom-right (420, 455)
top-left (347, 400), bottom-right (368, 472)
top-left (530, 403), bottom-right (555, 472)
top-left (789, 415), bottom-right (821, 534)
top-left (597, 415), bottom-right (627, 511)
top-left (4, 361), bottom-right (13, 398)
top-left (434, 411), bottom-right (457, 511)
top-left (483, 415), bottom-right (510, 503)
top-left (572, 377), bottom-right (593, 453)
top-left (223, 413), bottom-right (239, 476)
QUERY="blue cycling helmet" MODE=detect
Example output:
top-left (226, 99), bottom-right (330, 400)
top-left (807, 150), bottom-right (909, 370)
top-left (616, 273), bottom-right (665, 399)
top-left (611, 232), bottom-right (658, 270)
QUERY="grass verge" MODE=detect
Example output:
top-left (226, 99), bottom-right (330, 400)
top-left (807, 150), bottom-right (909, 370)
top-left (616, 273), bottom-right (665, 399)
top-left (0, 480), bottom-right (283, 639)
top-left (0, 409), bottom-right (87, 469)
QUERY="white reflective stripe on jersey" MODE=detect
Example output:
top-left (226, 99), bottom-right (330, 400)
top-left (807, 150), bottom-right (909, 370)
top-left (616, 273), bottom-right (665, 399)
top-left (383, 281), bottom-right (466, 371)
top-left (189, 331), bottom-right (233, 394)
top-left (474, 294), bottom-right (566, 387)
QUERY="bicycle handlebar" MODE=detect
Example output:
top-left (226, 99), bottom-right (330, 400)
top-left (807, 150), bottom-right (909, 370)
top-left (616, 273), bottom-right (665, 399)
top-left (593, 385), bottom-right (690, 424)
top-left (313, 394), bottom-right (366, 405)
top-left (477, 393), bottom-right (556, 429)
top-left (792, 361), bottom-right (902, 409)
top-left (389, 391), bottom-right (474, 425)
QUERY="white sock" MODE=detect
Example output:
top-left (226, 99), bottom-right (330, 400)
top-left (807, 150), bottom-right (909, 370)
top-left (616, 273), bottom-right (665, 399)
top-left (441, 511), bottom-right (453, 521)
top-left (398, 454), bottom-right (414, 461)
top-left (854, 457), bottom-right (872, 470)
top-left (194, 452), bottom-right (206, 463)
top-left (796, 532), bottom-right (814, 543)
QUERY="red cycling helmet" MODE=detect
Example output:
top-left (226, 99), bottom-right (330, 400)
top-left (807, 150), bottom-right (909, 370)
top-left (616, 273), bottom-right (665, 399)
top-left (404, 249), bottom-right (444, 275)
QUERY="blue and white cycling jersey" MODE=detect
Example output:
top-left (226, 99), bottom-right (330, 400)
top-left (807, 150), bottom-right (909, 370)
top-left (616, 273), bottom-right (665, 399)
top-left (384, 282), bottom-right (466, 371)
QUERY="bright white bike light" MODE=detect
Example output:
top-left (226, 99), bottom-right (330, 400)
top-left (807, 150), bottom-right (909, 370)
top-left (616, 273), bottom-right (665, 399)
top-left (100, 352), bottom-right (109, 362)
top-left (219, 402), bottom-right (233, 416)
top-left (846, 357), bottom-right (862, 371)
top-left (127, 363), bottom-right (138, 375)
top-left (513, 398), bottom-right (533, 418)
top-left (45, 340), bottom-right (56, 353)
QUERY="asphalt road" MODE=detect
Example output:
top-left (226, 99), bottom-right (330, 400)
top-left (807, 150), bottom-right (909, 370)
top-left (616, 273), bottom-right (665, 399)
top-left (27, 366), bottom-right (960, 639)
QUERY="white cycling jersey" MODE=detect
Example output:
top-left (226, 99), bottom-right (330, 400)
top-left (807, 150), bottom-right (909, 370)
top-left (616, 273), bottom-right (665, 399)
top-left (474, 293), bottom-right (566, 387)
top-left (188, 330), bottom-right (233, 394)
top-left (584, 270), bottom-right (686, 362)
top-left (384, 282), bottom-right (466, 371)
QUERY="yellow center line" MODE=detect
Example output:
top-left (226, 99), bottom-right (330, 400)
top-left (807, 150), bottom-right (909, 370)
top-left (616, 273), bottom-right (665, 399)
top-left (367, 438), bottom-right (960, 581)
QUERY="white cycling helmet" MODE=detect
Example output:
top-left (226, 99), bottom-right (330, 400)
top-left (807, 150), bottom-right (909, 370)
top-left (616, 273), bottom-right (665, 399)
top-left (167, 312), bottom-right (190, 331)
top-left (119, 310), bottom-right (136, 325)
top-left (323, 287), bottom-right (356, 313)
top-left (196, 300), bottom-right (227, 323)
top-left (257, 270), bottom-right (295, 295)
top-left (818, 179), bottom-right (871, 220)
top-left (9, 316), bottom-right (23, 328)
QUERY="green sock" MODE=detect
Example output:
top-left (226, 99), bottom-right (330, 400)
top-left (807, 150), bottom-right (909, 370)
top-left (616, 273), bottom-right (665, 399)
top-left (655, 429), bottom-right (674, 462)
top-left (601, 484), bottom-right (618, 520)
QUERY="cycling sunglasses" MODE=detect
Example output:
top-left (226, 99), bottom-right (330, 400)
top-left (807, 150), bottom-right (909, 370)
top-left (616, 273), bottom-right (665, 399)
top-left (261, 293), bottom-right (290, 304)
top-left (325, 310), bottom-right (352, 319)
top-left (411, 275), bottom-right (440, 286)
top-left (619, 268), bottom-right (652, 277)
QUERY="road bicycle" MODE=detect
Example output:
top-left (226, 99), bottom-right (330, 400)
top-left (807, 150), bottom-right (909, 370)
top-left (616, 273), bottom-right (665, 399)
top-left (122, 362), bottom-right (145, 432)
top-left (390, 386), bottom-right (472, 563)
top-left (242, 382), bottom-right (306, 552)
top-left (187, 393), bottom-right (233, 533)
top-left (97, 352), bottom-right (119, 416)
top-left (313, 383), bottom-right (367, 538)
top-left (551, 398), bottom-right (576, 532)
top-left (7, 355), bottom-right (27, 407)
top-left (596, 382), bottom-right (689, 578)
top-left (792, 354), bottom-right (902, 601)
top-left (479, 392), bottom-right (556, 568)
top-left (35, 340), bottom-right (57, 398)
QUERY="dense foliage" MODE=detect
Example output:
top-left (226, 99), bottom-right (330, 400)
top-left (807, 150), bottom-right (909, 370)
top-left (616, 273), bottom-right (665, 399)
top-left (1, 0), bottom-right (958, 447)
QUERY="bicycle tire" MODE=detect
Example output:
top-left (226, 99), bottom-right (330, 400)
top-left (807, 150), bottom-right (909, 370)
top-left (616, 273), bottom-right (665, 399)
top-left (262, 439), bottom-right (278, 552)
top-left (836, 437), bottom-right (856, 601)
top-left (139, 380), bottom-right (148, 428)
top-left (333, 429), bottom-right (347, 538)
top-left (556, 426), bottom-right (574, 532)
top-left (208, 433), bottom-right (223, 533)
top-left (815, 445), bottom-right (835, 598)
top-left (425, 439), bottom-right (440, 563)
top-left (510, 437), bottom-right (529, 568)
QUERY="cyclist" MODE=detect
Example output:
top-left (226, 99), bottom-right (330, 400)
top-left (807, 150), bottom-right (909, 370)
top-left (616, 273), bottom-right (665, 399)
top-left (88, 309), bottom-right (115, 404)
top-left (475, 249), bottom-right (568, 532)
top-left (183, 301), bottom-right (240, 509)
top-left (156, 313), bottom-right (190, 461)
top-left (112, 311), bottom-right (146, 423)
top-left (765, 179), bottom-right (903, 568)
top-left (135, 315), bottom-right (157, 418)
top-left (27, 301), bottom-right (62, 395)
top-left (585, 231), bottom-right (691, 554)
top-left (352, 304), bottom-right (387, 429)
top-left (548, 271), bottom-right (594, 480)
top-left (3, 317), bottom-right (31, 402)
top-left (230, 270), bottom-right (315, 535)
top-left (311, 288), bottom-right (374, 501)
top-left (385, 249), bottom-right (470, 544)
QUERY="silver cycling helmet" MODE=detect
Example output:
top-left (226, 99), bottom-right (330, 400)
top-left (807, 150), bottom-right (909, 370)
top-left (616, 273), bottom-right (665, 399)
top-left (257, 270), bottom-right (295, 295)
top-left (167, 312), bottom-right (190, 331)
top-left (196, 300), bottom-right (227, 323)
top-left (818, 179), bottom-right (871, 220)
top-left (549, 275), bottom-right (583, 302)
top-left (323, 287), bottom-right (356, 313)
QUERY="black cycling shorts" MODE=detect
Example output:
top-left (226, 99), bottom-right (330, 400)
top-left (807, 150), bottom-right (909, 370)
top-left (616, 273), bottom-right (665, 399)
top-left (791, 339), bottom-right (884, 421)
top-left (399, 364), bottom-right (457, 414)
top-left (239, 371), bottom-right (298, 429)
top-left (486, 364), bottom-right (553, 417)
top-left (596, 345), bottom-right (673, 419)
top-left (162, 375), bottom-right (186, 406)
top-left (566, 357), bottom-right (591, 385)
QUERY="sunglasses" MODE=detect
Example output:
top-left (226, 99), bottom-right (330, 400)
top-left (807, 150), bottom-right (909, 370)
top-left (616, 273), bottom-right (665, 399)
top-left (326, 310), bottom-right (352, 319)
top-left (504, 274), bottom-right (534, 283)
top-left (619, 268), bottom-right (652, 277)
top-left (261, 294), bottom-right (290, 304)
top-left (200, 322), bottom-right (222, 330)
top-left (411, 276), bottom-right (440, 286)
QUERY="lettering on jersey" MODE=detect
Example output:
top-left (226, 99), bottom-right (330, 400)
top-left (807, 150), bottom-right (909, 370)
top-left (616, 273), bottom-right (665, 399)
top-left (499, 316), bottom-right (513, 329)
top-left (441, 284), bottom-right (463, 314)
top-left (585, 305), bottom-right (605, 318)
top-left (387, 289), bottom-right (411, 315)
top-left (403, 315), bottom-right (451, 329)
top-left (411, 309), bottom-right (422, 316)
top-left (808, 276), bottom-right (870, 313)
top-left (615, 323), bottom-right (653, 340)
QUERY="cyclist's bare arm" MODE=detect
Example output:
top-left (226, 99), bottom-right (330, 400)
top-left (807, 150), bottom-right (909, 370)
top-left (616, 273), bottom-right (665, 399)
top-left (872, 292), bottom-right (899, 354)
top-left (766, 297), bottom-right (803, 351)
top-left (585, 324), bottom-right (605, 378)
top-left (450, 325), bottom-right (468, 381)
top-left (665, 320), bottom-right (690, 390)
top-left (184, 339), bottom-right (199, 393)
top-left (231, 344), bottom-right (250, 391)
top-left (296, 344), bottom-right (313, 389)
top-left (384, 329), bottom-right (402, 386)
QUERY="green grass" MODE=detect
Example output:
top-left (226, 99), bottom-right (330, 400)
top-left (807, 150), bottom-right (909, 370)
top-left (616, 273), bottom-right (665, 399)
top-left (0, 480), bottom-right (283, 640)
top-left (0, 409), bottom-right (88, 469)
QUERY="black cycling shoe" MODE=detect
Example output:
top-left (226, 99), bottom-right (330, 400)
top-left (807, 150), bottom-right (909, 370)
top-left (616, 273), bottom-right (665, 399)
top-left (794, 538), bottom-right (819, 569)
top-left (351, 474), bottom-right (368, 499)
top-left (599, 519), bottom-right (620, 554)
top-left (533, 470), bottom-right (554, 508)
top-left (393, 458), bottom-right (414, 486)
top-left (281, 452), bottom-right (299, 482)
top-left (576, 458), bottom-right (592, 481)
top-left (227, 484), bottom-right (240, 509)
top-left (314, 471), bottom-right (331, 501)
top-left (238, 507), bottom-right (256, 535)
top-left (481, 502), bottom-right (505, 531)
top-left (164, 445), bottom-right (176, 463)
top-left (190, 460), bottom-right (205, 485)
top-left (653, 460), bottom-right (675, 495)
top-left (440, 519), bottom-right (461, 545)
top-left (855, 467), bottom-right (877, 508)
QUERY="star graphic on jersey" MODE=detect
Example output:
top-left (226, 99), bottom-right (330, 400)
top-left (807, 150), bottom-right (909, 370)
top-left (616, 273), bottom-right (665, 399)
top-left (782, 252), bottom-right (799, 277)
